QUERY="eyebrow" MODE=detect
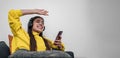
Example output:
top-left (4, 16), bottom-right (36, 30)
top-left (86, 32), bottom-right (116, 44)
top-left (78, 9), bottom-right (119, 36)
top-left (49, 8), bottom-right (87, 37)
top-left (35, 19), bottom-right (44, 23)
top-left (35, 19), bottom-right (43, 22)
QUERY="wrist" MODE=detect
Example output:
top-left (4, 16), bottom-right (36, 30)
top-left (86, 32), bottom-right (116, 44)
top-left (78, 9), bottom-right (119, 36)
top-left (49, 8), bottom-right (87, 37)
top-left (34, 9), bottom-right (39, 14)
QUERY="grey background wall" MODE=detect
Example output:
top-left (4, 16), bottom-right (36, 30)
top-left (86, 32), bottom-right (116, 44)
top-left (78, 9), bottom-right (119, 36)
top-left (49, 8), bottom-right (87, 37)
top-left (0, 0), bottom-right (120, 58)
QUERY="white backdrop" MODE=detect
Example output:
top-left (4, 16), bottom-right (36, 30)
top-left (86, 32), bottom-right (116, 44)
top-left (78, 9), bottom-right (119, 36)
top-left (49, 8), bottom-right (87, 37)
top-left (0, 0), bottom-right (120, 58)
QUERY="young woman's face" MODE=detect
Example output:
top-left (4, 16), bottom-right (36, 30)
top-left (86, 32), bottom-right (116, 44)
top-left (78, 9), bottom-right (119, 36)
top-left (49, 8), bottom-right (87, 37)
top-left (32, 18), bottom-right (44, 33)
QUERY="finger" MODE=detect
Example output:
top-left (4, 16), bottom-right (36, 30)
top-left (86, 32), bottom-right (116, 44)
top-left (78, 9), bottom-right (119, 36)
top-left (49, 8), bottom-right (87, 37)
top-left (55, 40), bottom-right (61, 42)
top-left (56, 36), bottom-right (62, 40)
top-left (54, 42), bottom-right (61, 45)
top-left (55, 45), bottom-right (61, 47)
top-left (54, 41), bottom-right (61, 44)
top-left (45, 13), bottom-right (48, 16)
top-left (44, 11), bottom-right (49, 15)
top-left (41, 9), bottom-right (48, 13)
top-left (42, 10), bottom-right (49, 15)
top-left (44, 10), bottom-right (48, 13)
top-left (55, 45), bottom-right (63, 49)
top-left (54, 42), bottom-right (61, 44)
top-left (40, 9), bottom-right (45, 11)
top-left (40, 12), bottom-right (48, 16)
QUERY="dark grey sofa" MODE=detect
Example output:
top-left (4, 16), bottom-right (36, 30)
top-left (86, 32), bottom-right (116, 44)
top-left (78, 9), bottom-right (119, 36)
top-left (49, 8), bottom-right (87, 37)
top-left (0, 41), bottom-right (10, 58)
top-left (0, 41), bottom-right (74, 58)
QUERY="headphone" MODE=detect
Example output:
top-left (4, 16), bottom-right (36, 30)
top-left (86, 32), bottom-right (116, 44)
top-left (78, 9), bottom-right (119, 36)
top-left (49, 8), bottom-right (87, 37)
top-left (28, 16), bottom-right (45, 31)
top-left (28, 19), bottom-right (33, 28)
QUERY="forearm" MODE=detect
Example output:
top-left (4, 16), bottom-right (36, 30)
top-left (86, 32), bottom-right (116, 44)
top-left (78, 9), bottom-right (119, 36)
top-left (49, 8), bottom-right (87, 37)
top-left (21, 9), bottom-right (48, 16)
top-left (21, 9), bottom-right (38, 15)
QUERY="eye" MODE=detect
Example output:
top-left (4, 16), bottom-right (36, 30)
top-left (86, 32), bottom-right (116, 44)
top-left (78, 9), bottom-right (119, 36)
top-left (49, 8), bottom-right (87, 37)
top-left (35, 20), bottom-right (44, 24)
top-left (41, 21), bottom-right (44, 24)
top-left (36, 20), bottom-right (40, 23)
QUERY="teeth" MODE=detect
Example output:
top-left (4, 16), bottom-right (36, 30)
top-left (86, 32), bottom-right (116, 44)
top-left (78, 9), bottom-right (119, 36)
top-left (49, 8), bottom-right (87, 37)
top-left (37, 26), bottom-right (42, 29)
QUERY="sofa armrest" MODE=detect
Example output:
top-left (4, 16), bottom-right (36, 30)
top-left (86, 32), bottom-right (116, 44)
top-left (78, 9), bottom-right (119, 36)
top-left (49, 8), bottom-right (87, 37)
top-left (0, 41), bottom-right (10, 58)
top-left (65, 51), bottom-right (74, 58)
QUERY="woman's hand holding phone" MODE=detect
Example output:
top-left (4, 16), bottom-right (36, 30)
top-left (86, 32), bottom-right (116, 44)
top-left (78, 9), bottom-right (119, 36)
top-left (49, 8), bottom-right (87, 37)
top-left (54, 31), bottom-right (63, 49)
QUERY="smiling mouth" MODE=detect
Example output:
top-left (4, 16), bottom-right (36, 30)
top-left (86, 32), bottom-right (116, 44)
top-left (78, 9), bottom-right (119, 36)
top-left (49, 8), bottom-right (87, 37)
top-left (37, 26), bottom-right (43, 29)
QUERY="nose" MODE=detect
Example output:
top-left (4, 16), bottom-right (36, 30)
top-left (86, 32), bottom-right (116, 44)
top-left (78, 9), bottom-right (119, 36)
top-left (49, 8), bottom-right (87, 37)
top-left (39, 22), bottom-right (44, 26)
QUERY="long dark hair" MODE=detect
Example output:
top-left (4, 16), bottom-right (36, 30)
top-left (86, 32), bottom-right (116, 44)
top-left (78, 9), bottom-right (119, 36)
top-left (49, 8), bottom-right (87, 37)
top-left (28, 16), bottom-right (50, 51)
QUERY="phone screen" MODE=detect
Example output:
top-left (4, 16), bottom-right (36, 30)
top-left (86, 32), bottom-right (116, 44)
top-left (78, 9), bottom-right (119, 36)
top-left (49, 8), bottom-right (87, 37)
top-left (55, 31), bottom-right (63, 40)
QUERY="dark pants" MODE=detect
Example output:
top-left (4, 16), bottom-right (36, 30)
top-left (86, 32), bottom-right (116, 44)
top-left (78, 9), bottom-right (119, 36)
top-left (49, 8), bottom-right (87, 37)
top-left (9, 49), bottom-right (72, 58)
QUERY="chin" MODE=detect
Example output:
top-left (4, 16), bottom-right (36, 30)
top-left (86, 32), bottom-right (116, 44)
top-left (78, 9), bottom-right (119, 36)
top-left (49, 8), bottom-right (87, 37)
top-left (38, 30), bottom-right (43, 33)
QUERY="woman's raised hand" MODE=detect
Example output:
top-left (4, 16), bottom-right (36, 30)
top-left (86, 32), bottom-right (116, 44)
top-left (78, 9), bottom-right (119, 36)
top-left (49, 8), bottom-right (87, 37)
top-left (35, 9), bottom-right (48, 16)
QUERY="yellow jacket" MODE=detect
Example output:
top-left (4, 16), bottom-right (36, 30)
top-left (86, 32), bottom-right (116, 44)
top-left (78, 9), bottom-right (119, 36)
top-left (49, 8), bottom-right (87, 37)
top-left (8, 9), bottom-right (65, 54)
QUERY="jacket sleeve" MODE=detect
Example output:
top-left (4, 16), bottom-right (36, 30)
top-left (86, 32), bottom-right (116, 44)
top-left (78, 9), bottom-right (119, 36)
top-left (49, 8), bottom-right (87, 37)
top-left (8, 9), bottom-right (22, 35)
top-left (8, 9), bottom-right (30, 54)
top-left (45, 37), bottom-right (65, 51)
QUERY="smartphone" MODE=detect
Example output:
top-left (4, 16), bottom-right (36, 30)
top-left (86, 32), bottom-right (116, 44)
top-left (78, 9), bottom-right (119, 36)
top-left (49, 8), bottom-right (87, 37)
top-left (55, 31), bottom-right (63, 40)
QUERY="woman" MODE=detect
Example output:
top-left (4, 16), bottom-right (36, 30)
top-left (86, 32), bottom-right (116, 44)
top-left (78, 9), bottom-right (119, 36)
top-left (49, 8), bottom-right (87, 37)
top-left (8, 9), bottom-right (71, 58)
